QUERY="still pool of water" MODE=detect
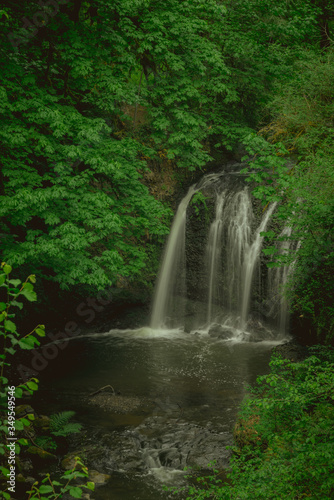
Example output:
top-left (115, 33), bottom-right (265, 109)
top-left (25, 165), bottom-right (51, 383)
top-left (33, 328), bottom-right (285, 499)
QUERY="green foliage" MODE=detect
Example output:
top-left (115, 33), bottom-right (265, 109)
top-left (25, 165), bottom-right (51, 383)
top-left (50, 411), bottom-right (82, 437)
top-left (26, 457), bottom-right (95, 499)
top-left (34, 435), bottom-right (57, 452)
top-left (241, 47), bottom-right (334, 341)
top-left (190, 192), bottom-right (209, 219)
top-left (0, 0), bottom-right (235, 289)
top-left (0, 264), bottom-right (92, 499)
top-left (176, 350), bottom-right (334, 499)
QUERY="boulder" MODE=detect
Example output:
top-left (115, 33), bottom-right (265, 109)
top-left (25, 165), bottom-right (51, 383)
top-left (33, 415), bottom-right (50, 431)
top-left (208, 324), bottom-right (232, 340)
top-left (88, 470), bottom-right (111, 487)
top-left (26, 446), bottom-right (57, 462)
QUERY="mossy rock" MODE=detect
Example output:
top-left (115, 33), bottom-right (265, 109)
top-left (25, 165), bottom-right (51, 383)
top-left (16, 405), bottom-right (35, 419)
top-left (27, 446), bottom-right (57, 461)
top-left (88, 470), bottom-right (111, 487)
top-left (16, 473), bottom-right (35, 485)
top-left (33, 415), bottom-right (50, 431)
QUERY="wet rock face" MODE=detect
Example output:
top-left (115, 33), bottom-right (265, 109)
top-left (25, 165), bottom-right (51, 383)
top-left (272, 340), bottom-right (309, 362)
top-left (183, 172), bottom-right (275, 328)
top-left (185, 191), bottom-right (215, 304)
top-left (208, 324), bottom-right (233, 340)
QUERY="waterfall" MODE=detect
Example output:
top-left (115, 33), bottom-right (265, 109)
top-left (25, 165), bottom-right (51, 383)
top-left (224, 189), bottom-right (253, 316)
top-left (151, 173), bottom-right (225, 329)
top-left (240, 202), bottom-right (277, 329)
top-left (206, 191), bottom-right (226, 325)
top-left (150, 185), bottom-right (197, 329)
top-left (268, 226), bottom-right (295, 334)
top-left (150, 169), bottom-right (290, 338)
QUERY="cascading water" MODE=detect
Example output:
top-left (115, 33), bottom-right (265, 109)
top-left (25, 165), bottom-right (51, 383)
top-left (223, 189), bottom-right (253, 319)
top-left (151, 173), bottom-right (225, 329)
top-left (206, 191), bottom-right (226, 325)
top-left (151, 169), bottom-right (290, 338)
top-left (267, 226), bottom-right (298, 334)
top-left (240, 202), bottom-right (277, 329)
top-left (150, 185), bottom-right (197, 329)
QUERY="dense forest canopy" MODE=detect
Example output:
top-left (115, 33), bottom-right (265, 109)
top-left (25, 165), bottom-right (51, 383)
top-left (0, 0), bottom-right (333, 339)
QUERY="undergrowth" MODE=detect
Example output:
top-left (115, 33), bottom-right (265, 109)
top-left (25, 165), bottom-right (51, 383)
top-left (168, 347), bottom-right (334, 499)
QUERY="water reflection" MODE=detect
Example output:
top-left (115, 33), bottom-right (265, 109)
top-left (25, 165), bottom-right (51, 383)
top-left (35, 328), bottom-right (284, 500)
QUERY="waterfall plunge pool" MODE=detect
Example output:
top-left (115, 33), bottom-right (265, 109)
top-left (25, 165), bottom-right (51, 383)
top-left (33, 325), bottom-right (287, 499)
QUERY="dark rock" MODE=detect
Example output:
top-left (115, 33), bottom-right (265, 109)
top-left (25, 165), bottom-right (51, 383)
top-left (208, 324), bottom-right (232, 340)
top-left (159, 448), bottom-right (181, 467)
top-left (26, 446), bottom-right (57, 462)
top-left (272, 339), bottom-right (309, 362)
top-left (33, 415), bottom-right (50, 431)
top-left (16, 457), bottom-right (33, 474)
top-left (16, 405), bottom-right (35, 419)
top-left (16, 474), bottom-right (35, 485)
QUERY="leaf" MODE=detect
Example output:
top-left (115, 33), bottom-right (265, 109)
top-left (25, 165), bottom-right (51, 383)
top-left (19, 337), bottom-right (40, 349)
top-left (3, 264), bottom-right (12, 275)
top-left (26, 381), bottom-right (38, 391)
top-left (19, 283), bottom-right (37, 302)
top-left (35, 327), bottom-right (46, 337)
top-left (86, 482), bottom-right (95, 491)
top-left (38, 485), bottom-right (54, 494)
top-left (8, 279), bottom-right (21, 287)
top-left (15, 387), bottom-right (23, 398)
top-left (0, 302), bottom-right (6, 311)
top-left (11, 300), bottom-right (23, 310)
top-left (15, 420), bottom-right (24, 431)
top-left (0, 275), bottom-right (6, 286)
top-left (18, 438), bottom-right (29, 445)
top-left (69, 487), bottom-right (83, 498)
top-left (4, 320), bottom-right (16, 333)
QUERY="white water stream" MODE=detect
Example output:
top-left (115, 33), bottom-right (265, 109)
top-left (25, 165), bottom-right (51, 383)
top-left (150, 185), bottom-right (197, 329)
top-left (151, 170), bottom-right (289, 337)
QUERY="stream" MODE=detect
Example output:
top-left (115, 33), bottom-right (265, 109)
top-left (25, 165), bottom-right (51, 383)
top-left (32, 168), bottom-right (290, 498)
top-left (34, 326), bottom-right (285, 499)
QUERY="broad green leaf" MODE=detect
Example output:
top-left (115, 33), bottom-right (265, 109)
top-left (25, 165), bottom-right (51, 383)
top-left (4, 320), bottom-right (16, 333)
top-left (35, 327), bottom-right (46, 337)
top-left (26, 381), bottom-right (38, 391)
top-left (18, 438), bottom-right (29, 445)
top-left (69, 487), bottom-right (83, 498)
top-left (8, 279), bottom-right (21, 287)
top-left (15, 420), bottom-right (24, 430)
top-left (3, 264), bottom-right (12, 275)
top-left (11, 300), bottom-right (23, 310)
top-left (5, 347), bottom-right (15, 355)
top-left (15, 387), bottom-right (23, 398)
top-left (38, 485), bottom-right (53, 494)
top-left (19, 283), bottom-right (37, 302)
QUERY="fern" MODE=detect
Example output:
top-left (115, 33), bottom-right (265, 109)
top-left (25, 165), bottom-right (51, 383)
top-left (52, 423), bottom-right (82, 437)
top-left (50, 411), bottom-right (82, 436)
top-left (35, 435), bottom-right (57, 451)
